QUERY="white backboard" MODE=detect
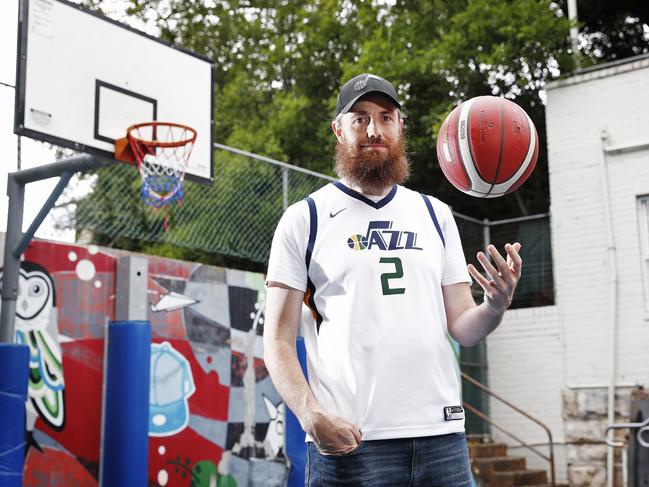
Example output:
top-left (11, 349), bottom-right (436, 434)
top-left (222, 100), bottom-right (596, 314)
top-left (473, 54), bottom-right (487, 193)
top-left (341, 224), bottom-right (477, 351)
top-left (15, 0), bottom-right (214, 183)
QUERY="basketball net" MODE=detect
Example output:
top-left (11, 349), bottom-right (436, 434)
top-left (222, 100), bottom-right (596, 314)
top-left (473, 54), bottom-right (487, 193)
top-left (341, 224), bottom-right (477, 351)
top-left (115, 122), bottom-right (196, 231)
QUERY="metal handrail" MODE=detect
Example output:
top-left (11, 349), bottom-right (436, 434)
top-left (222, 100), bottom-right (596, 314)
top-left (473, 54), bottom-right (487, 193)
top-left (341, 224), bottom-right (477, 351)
top-left (604, 417), bottom-right (649, 448)
top-left (462, 372), bottom-right (556, 487)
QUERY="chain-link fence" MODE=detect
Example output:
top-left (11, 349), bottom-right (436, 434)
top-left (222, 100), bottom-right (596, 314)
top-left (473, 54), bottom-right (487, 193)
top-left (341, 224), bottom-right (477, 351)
top-left (455, 212), bottom-right (554, 308)
top-left (58, 145), bottom-right (553, 308)
top-left (59, 145), bottom-right (334, 265)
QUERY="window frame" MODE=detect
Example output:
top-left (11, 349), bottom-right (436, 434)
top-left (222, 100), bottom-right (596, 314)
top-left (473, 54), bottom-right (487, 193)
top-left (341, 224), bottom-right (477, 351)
top-left (637, 195), bottom-right (649, 309)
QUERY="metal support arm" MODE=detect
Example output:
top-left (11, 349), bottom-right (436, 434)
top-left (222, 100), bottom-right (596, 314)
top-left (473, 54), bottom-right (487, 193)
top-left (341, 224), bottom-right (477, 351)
top-left (0, 154), bottom-right (111, 343)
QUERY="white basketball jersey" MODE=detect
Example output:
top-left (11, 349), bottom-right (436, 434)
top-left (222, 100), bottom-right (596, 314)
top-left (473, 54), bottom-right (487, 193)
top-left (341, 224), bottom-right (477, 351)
top-left (266, 182), bottom-right (471, 440)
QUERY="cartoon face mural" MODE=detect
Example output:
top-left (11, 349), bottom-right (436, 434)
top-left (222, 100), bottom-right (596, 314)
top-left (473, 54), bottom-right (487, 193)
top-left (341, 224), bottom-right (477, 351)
top-left (12, 240), bottom-right (289, 487)
top-left (1, 261), bottom-right (65, 442)
top-left (16, 263), bottom-right (55, 326)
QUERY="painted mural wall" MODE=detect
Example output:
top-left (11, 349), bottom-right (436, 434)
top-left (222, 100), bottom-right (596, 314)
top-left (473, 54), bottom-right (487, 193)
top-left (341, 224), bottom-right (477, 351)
top-left (4, 239), bottom-right (288, 486)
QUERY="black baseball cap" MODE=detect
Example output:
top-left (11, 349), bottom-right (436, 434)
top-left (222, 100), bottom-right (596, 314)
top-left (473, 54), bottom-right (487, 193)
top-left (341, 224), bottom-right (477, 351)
top-left (334, 73), bottom-right (402, 118)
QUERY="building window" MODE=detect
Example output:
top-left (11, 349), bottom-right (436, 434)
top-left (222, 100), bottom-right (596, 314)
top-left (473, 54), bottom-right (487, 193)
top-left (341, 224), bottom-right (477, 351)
top-left (638, 196), bottom-right (649, 307)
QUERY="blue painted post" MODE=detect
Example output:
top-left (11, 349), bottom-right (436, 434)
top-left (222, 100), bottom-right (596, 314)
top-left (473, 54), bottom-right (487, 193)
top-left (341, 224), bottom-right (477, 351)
top-left (99, 321), bottom-right (151, 487)
top-left (0, 344), bottom-right (29, 487)
top-left (286, 337), bottom-right (308, 487)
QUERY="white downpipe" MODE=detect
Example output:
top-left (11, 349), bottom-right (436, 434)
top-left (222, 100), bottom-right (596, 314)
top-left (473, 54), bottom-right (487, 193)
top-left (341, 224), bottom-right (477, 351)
top-left (567, 0), bottom-right (580, 67)
top-left (600, 130), bottom-right (619, 487)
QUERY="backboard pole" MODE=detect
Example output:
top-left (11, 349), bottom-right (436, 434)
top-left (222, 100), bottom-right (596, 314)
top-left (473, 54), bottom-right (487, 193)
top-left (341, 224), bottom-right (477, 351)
top-left (0, 175), bottom-right (25, 343)
top-left (0, 154), bottom-right (111, 343)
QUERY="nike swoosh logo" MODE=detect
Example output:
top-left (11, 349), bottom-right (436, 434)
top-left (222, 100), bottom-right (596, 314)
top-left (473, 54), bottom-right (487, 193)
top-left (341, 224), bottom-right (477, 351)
top-left (330, 208), bottom-right (347, 218)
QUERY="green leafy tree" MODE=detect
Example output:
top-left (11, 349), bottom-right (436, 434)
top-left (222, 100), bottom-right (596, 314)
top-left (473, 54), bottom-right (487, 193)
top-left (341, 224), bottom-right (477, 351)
top-left (333, 0), bottom-right (573, 216)
top-left (565, 0), bottom-right (649, 62)
top-left (75, 0), bottom-right (645, 265)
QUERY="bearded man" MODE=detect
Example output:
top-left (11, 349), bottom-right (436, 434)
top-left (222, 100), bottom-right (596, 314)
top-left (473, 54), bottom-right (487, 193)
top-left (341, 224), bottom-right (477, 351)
top-left (263, 73), bottom-right (522, 486)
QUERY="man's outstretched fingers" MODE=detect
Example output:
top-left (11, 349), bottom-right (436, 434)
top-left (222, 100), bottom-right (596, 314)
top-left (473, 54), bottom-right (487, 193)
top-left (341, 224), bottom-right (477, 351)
top-left (505, 243), bottom-right (523, 276)
top-left (468, 263), bottom-right (491, 290)
top-left (487, 244), bottom-right (512, 279)
top-left (477, 251), bottom-right (500, 281)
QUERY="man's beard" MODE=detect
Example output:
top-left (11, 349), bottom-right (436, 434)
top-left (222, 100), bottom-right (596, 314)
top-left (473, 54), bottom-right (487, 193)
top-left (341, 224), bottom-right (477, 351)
top-left (334, 135), bottom-right (410, 194)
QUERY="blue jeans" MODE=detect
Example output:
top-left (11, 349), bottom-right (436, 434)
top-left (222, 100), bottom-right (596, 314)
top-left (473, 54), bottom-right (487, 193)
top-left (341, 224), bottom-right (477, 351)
top-left (305, 432), bottom-right (472, 486)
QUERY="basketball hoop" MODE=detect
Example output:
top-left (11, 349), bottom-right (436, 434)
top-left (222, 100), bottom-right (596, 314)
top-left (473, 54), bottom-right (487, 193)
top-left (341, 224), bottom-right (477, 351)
top-left (115, 122), bottom-right (196, 230)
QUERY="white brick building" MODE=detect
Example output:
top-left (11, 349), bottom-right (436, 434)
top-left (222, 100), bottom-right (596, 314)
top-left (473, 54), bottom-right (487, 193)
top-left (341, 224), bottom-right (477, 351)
top-left (486, 55), bottom-right (649, 486)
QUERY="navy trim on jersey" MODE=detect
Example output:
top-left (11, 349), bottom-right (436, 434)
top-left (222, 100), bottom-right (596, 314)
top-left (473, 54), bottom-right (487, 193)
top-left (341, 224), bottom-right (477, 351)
top-left (332, 181), bottom-right (397, 209)
top-left (305, 197), bottom-right (317, 268)
top-left (305, 197), bottom-right (324, 333)
top-left (420, 194), bottom-right (445, 247)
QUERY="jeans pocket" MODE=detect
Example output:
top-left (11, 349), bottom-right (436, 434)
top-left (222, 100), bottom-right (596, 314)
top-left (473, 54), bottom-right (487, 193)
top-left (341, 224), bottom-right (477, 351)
top-left (319, 441), bottom-right (364, 458)
top-left (331, 441), bottom-right (363, 457)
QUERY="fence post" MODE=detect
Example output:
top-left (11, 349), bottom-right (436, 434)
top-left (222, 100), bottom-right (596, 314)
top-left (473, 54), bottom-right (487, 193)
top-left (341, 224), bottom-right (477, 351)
top-left (482, 218), bottom-right (491, 254)
top-left (282, 168), bottom-right (289, 210)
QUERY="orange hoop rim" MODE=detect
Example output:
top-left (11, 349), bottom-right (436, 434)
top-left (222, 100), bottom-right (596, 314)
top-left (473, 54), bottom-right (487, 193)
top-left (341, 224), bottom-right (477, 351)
top-left (127, 121), bottom-right (197, 149)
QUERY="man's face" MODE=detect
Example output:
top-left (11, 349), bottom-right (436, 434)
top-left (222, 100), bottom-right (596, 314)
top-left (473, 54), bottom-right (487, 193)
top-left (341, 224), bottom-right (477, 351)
top-left (331, 94), bottom-right (409, 192)
top-left (332, 94), bottom-right (403, 149)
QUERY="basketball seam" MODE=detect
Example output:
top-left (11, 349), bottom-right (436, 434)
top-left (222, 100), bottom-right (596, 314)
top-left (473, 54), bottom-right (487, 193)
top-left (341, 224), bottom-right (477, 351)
top-left (463, 187), bottom-right (502, 196)
top-left (508, 124), bottom-right (536, 192)
top-left (466, 105), bottom-right (483, 182)
top-left (489, 110), bottom-right (537, 194)
top-left (514, 109), bottom-right (533, 189)
top-left (443, 165), bottom-right (472, 193)
top-left (466, 100), bottom-right (496, 186)
top-left (486, 98), bottom-right (505, 195)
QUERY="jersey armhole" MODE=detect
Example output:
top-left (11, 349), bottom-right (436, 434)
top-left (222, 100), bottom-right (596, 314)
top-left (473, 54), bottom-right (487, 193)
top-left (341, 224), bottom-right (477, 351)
top-left (304, 196), bottom-right (323, 333)
top-left (419, 193), bottom-right (446, 247)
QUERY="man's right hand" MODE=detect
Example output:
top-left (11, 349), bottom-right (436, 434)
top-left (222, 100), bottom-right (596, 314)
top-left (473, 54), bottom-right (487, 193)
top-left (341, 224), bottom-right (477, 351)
top-left (304, 408), bottom-right (362, 456)
top-left (263, 286), bottom-right (361, 456)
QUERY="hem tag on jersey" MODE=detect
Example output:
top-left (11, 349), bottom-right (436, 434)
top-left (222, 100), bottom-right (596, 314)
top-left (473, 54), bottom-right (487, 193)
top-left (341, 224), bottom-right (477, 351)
top-left (443, 405), bottom-right (464, 421)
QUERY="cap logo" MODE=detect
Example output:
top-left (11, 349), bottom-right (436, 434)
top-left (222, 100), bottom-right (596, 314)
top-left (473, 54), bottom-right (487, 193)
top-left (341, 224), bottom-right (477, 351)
top-left (353, 77), bottom-right (369, 91)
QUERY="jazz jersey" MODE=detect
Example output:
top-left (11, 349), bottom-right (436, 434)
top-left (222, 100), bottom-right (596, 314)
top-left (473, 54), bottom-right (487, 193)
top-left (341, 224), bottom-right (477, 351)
top-left (266, 182), bottom-right (471, 440)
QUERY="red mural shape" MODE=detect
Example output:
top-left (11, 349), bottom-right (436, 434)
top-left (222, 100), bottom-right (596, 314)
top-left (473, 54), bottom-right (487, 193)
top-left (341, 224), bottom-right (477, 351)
top-left (19, 241), bottom-right (278, 486)
top-left (34, 339), bottom-right (104, 464)
top-left (24, 447), bottom-right (97, 487)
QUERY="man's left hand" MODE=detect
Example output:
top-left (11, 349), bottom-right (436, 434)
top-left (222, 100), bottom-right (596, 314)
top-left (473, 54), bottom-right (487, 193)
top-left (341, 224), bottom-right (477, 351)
top-left (467, 242), bottom-right (522, 314)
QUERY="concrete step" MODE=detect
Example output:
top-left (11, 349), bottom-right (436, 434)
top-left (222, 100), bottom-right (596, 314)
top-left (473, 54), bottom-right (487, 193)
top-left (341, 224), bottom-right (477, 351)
top-left (490, 469), bottom-right (548, 486)
top-left (472, 455), bottom-right (527, 476)
top-left (468, 442), bottom-right (508, 458)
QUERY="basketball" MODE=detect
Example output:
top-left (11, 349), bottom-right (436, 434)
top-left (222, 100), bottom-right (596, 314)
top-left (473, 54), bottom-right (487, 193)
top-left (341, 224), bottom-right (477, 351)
top-left (436, 96), bottom-right (539, 198)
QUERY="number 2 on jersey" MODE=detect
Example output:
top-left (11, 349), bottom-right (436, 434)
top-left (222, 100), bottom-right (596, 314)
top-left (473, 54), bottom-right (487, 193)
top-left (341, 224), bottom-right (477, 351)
top-left (379, 257), bottom-right (406, 295)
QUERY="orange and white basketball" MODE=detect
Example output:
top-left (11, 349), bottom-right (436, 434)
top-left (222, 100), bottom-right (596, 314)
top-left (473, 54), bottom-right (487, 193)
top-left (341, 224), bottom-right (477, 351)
top-left (436, 96), bottom-right (538, 198)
